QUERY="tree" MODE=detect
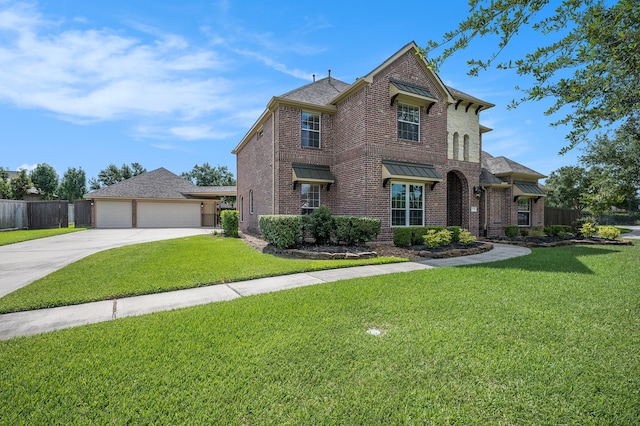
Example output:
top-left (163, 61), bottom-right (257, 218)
top-left (580, 117), bottom-right (640, 203)
top-left (579, 118), bottom-right (640, 214)
top-left (181, 163), bottom-right (235, 187)
top-left (9, 169), bottom-right (32, 200)
top-left (0, 168), bottom-right (11, 199)
top-left (29, 163), bottom-right (59, 200)
top-left (420, 0), bottom-right (640, 153)
top-left (89, 163), bottom-right (147, 190)
top-left (544, 165), bottom-right (591, 211)
top-left (59, 167), bottom-right (87, 202)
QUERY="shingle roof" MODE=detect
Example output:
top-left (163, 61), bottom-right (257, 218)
top-left (479, 167), bottom-right (506, 186)
top-left (85, 168), bottom-right (236, 199)
top-left (481, 151), bottom-right (545, 179)
top-left (280, 76), bottom-right (350, 106)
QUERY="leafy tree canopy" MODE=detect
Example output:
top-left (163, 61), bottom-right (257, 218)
top-left (181, 163), bottom-right (235, 187)
top-left (0, 168), bottom-right (11, 199)
top-left (59, 167), bottom-right (87, 202)
top-left (544, 165), bottom-right (591, 211)
top-left (420, 0), bottom-right (640, 153)
top-left (89, 163), bottom-right (146, 190)
top-left (29, 163), bottom-right (59, 200)
top-left (9, 169), bottom-right (32, 200)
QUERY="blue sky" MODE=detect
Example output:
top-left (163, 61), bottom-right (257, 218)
top-left (0, 0), bottom-right (582, 184)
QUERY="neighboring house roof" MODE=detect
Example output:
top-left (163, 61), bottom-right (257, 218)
top-left (7, 171), bottom-right (39, 195)
top-left (482, 151), bottom-right (546, 179)
top-left (85, 168), bottom-right (236, 200)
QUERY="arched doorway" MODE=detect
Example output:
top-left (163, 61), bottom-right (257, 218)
top-left (447, 171), bottom-right (463, 227)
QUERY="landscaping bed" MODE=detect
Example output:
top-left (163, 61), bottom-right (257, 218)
top-left (482, 235), bottom-right (633, 248)
top-left (243, 233), bottom-right (493, 261)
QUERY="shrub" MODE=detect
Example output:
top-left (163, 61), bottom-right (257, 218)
top-left (258, 215), bottom-right (303, 249)
top-left (411, 227), bottom-right (430, 245)
top-left (447, 226), bottom-right (462, 242)
top-left (220, 210), bottom-right (239, 238)
top-left (504, 226), bottom-right (518, 238)
top-left (423, 229), bottom-right (452, 248)
top-left (334, 216), bottom-right (381, 245)
top-left (393, 228), bottom-right (412, 247)
top-left (458, 229), bottom-right (476, 246)
top-left (597, 225), bottom-right (620, 240)
top-left (530, 227), bottom-right (546, 238)
top-left (579, 221), bottom-right (597, 238)
top-left (549, 225), bottom-right (572, 236)
top-left (520, 229), bottom-right (529, 237)
top-left (306, 205), bottom-right (334, 245)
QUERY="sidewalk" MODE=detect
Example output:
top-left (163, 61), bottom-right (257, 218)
top-left (0, 243), bottom-right (530, 340)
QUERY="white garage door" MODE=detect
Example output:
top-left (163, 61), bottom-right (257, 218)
top-left (137, 202), bottom-right (200, 228)
top-left (96, 201), bottom-right (132, 228)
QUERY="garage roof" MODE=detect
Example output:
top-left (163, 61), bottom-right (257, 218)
top-left (85, 168), bottom-right (237, 200)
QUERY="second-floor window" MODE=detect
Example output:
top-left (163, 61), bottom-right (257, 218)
top-left (397, 103), bottom-right (420, 142)
top-left (301, 112), bottom-right (320, 148)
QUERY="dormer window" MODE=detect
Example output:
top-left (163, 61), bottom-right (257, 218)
top-left (397, 103), bottom-right (420, 142)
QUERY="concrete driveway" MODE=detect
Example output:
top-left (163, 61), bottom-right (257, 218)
top-left (0, 228), bottom-right (212, 298)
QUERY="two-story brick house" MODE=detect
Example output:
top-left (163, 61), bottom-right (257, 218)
top-left (233, 41), bottom-right (546, 240)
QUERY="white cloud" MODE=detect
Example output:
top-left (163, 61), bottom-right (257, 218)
top-left (0, 2), bottom-right (231, 123)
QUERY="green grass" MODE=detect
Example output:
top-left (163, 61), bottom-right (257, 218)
top-left (1, 243), bottom-right (638, 424)
top-left (0, 227), bottom-right (86, 246)
top-left (0, 235), bottom-right (405, 313)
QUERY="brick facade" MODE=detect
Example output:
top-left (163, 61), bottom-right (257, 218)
top-left (234, 42), bottom-right (546, 241)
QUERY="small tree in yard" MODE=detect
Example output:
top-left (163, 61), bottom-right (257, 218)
top-left (306, 205), bottom-right (333, 245)
top-left (221, 210), bottom-right (239, 238)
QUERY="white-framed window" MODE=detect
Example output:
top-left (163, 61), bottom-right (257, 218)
top-left (301, 112), bottom-right (320, 148)
top-left (517, 198), bottom-right (531, 226)
top-left (249, 190), bottom-right (254, 214)
top-left (301, 183), bottom-right (321, 214)
top-left (397, 103), bottom-right (420, 142)
top-left (391, 182), bottom-right (424, 226)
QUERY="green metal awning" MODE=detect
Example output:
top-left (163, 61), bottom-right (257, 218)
top-left (513, 180), bottom-right (547, 202)
top-left (389, 78), bottom-right (438, 112)
top-left (382, 159), bottom-right (443, 189)
top-left (292, 163), bottom-right (335, 190)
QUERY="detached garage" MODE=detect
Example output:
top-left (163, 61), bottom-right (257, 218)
top-left (85, 168), bottom-right (236, 228)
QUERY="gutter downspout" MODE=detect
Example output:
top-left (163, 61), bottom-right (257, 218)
top-left (483, 186), bottom-right (488, 237)
top-left (272, 110), bottom-right (276, 214)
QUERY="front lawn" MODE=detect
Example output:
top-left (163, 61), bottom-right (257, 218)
top-left (0, 227), bottom-right (86, 246)
top-left (0, 235), bottom-right (405, 313)
top-left (1, 243), bottom-right (638, 424)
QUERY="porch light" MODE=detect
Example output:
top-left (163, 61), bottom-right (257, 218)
top-left (473, 186), bottom-right (482, 198)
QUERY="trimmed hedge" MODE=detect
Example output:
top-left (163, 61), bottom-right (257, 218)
top-left (334, 216), bottom-right (381, 245)
top-left (259, 215), bottom-right (303, 249)
top-left (504, 226), bottom-right (518, 238)
top-left (220, 210), bottom-right (239, 238)
top-left (393, 226), bottom-right (461, 247)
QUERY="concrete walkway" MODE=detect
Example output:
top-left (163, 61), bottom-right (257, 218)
top-left (0, 243), bottom-right (530, 340)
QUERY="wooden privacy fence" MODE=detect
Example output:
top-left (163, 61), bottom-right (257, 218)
top-left (544, 207), bottom-right (580, 228)
top-left (27, 201), bottom-right (69, 229)
top-left (0, 200), bottom-right (28, 230)
top-left (73, 200), bottom-right (92, 227)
